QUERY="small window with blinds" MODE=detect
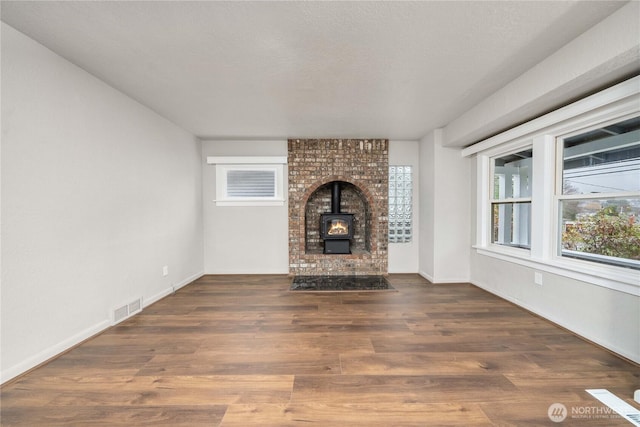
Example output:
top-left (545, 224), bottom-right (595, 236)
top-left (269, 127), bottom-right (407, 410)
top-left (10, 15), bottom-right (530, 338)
top-left (207, 156), bottom-right (286, 206)
top-left (226, 169), bottom-right (276, 198)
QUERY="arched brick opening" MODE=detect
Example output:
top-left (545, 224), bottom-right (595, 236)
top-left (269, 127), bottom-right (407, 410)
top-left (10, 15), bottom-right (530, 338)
top-left (301, 177), bottom-right (378, 255)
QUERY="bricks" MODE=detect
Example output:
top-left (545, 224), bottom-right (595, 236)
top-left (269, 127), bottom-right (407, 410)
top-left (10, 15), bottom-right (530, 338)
top-left (288, 139), bottom-right (389, 276)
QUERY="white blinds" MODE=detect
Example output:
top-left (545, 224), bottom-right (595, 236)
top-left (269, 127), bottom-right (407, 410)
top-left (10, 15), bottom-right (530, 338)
top-left (226, 170), bottom-right (276, 198)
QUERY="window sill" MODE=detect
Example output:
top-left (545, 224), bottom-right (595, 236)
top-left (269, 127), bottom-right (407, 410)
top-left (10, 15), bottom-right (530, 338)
top-left (473, 245), bottom-right (640, 296)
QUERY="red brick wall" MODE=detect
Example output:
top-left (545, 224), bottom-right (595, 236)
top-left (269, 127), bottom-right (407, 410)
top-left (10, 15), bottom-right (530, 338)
top-left (288, 139), bottom-right (388, 276)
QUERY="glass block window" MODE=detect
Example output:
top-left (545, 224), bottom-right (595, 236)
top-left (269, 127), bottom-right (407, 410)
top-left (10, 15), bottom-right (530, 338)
top-left (389, 166), bottom-right (413, 243)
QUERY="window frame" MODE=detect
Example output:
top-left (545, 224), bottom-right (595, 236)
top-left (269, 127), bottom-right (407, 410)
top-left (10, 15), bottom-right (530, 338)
top-left (466, 76), bottom-right (640, 296)
top-left (554, 113), bottom-right (640, 271)
top-left (207, 156), bottom-right (287, 206)
top-left (489, 147), bottom-right (533, 250)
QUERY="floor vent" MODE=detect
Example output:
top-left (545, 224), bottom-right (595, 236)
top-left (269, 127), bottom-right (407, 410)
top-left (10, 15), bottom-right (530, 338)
top-left (112, 297), bottom-right (143, 325)
top-left (586, 389), bottom-right (640, 426)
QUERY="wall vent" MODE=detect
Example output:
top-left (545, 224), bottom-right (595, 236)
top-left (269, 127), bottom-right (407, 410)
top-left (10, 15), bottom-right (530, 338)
top-left (112, 297), bottom-right (143, 325)
top-left (128, 298), bottom-right (142, 314)
top-left (113, 305), bottom-right (129, 324)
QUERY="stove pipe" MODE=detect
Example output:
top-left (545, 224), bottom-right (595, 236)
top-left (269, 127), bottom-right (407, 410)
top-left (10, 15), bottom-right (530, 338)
top-left (331, 182), bottom-right (341, 214)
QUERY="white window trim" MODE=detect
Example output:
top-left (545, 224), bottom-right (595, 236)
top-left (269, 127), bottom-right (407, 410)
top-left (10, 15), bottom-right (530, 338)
top-left (489, 147), bottom-right (533, 249)
top-left (468, 76), bottom-right (640, 296)
top-left (207, 156), bottom-right (287, 206)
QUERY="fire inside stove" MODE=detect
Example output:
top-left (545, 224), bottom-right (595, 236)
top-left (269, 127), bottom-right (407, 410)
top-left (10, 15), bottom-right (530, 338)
top-left (327, 219), bottom-right (349, 236)
top-left (321, 214), bottom-right (354, 240)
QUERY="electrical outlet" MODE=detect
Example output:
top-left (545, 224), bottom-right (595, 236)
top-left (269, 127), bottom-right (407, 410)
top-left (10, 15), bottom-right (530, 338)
top-left (163, 266), bottom-right (169, 276)
top-left (534, 271), bottom-right (543, 285)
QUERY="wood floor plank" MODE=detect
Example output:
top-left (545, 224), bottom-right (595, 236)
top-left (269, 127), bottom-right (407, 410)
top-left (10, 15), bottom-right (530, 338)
top-left (340, 351), bottom-right (547, 375)
top-left (291, 374), bottom-right (518, 403)
top-left (523, 349), bottom-right (636, 372)
top-left (136, 352), bottom-right (342, 376)
top-left (195, 333), bottom-right (375, 355)
top-left (0, 405), bottom-right (227, 426)
top-left (2, 274), bottom-right (638, 426)
top-left (5, 375), bottom-right (293, 406)
top-left (219, 403), bottom-right (493, 426)
top-left (371, 334), bottom-right (549, 352)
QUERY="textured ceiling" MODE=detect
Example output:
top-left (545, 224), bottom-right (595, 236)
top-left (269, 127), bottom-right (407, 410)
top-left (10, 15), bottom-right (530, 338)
top-left (0, 1), bottom-right (626, 142)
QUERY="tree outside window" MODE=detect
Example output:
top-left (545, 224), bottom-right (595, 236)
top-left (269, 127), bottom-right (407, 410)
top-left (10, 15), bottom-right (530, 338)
top-left (559, 116), bottom-right (640, 269)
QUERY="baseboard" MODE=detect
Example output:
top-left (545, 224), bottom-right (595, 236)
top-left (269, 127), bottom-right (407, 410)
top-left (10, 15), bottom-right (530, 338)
top-left (419, 271), bottom-right (434, 283)
top-left (470, 279), bottom-right (640, 365)
top-left (419, 271), bottom-right (470, 284)
top-left (204, 268), bottom-right (289, 275)
top-left (1, 271), bottom-right (205, 385)
top-left (0, 319), bottom-right (111, 384)
top-left (146, 271), bottom-right (204, 307)
top-left (433, 278), bottom-right (472, 284)
top-left (174, 271), bottom-right (204, 291)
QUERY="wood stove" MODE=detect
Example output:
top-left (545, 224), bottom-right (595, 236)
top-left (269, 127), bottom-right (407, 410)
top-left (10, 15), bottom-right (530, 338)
top-left (320, 182), bottom-right (354, 254)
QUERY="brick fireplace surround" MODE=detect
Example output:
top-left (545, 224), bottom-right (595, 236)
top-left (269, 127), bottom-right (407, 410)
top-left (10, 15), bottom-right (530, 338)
top-left (288, 139), bottom-right (388, 276)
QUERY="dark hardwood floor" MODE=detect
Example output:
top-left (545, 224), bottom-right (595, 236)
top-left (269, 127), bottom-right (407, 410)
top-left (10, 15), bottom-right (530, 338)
top-left (1, 274), bottom-right (638, 426)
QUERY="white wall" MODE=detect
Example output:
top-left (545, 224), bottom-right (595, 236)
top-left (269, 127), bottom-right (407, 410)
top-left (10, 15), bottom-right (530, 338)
top-left (419, 132), bottom-right (436, 279)
top-left (388, 140), bottom-right (419, 273)
top-left (1, 23), bottom-right (204, 383)
top-left (449, 4), bottom-right (640, 362)
top-left (202, 140), bottom-right (289, 274)
top-left (470, 253), bottom-right (640, 364)
top-left (419, 130), bottom-right (471, 283)
top-left (468, 160), bottom-right (640, 363)
top-left (202, 140), bottom-right (421, 275)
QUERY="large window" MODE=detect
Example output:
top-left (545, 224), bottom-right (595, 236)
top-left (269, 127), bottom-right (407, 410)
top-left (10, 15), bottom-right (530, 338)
top-left (491, 149), bottom-right (532, 249)
top-left (558, 116), bottom-right (640, 269)
top-left (466, 76), bottom-right (640, 292)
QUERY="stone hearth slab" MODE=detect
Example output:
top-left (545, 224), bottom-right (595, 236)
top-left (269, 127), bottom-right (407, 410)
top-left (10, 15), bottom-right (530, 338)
top-left (290, 275), bottom-right (395, 292)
